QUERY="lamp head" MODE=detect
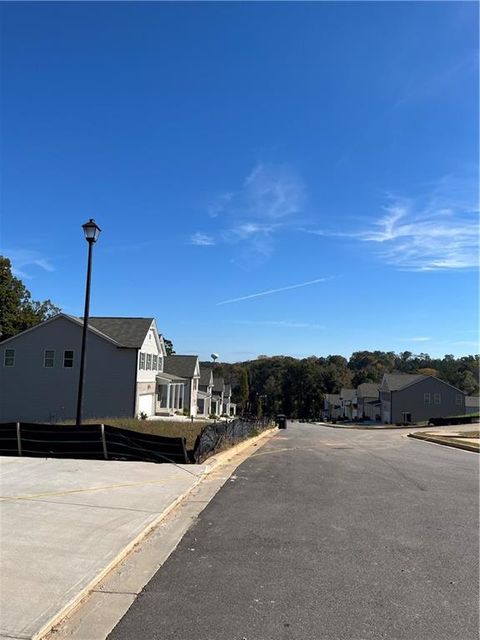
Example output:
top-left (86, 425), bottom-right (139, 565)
top-left (82, 219), bottom-right (101, 243)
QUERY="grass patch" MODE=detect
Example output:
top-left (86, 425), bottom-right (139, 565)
top-left (61, 418), bottom-right (207, 450)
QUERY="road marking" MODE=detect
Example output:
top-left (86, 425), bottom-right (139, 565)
top-left (0, 475), bottom-right (199, 501)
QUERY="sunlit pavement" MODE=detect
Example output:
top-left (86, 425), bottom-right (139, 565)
top-left (108, 422), bottom-right (479, 640)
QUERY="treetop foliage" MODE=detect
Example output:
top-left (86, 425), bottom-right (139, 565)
top-left (203, 349), bottom-right (479, 420)
top-left (0, 256), bottom-right (60, 337)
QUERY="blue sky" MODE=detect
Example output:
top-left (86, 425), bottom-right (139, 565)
top-left (1, 1), bottom-right (478, 361)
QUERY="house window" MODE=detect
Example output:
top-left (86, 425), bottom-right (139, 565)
top-left (146, 354), bottom-right (152, 370)
top-left (194, 379), bottom-right (198, 390)
top-left (434, 393), bottom-right (441, 405)
top-left (63, 350), bottom-right (74, 368)
top-left (139, 353), bottom-right (146, 370)
top-left (455, 394), bottom-right (463, 406)
top-left (4, 349), bottom-right (15, 367)
top-left (158, 356), bottom-right (163, 373)
top-left (152, 354), bottom-right (158, 370)
top-left (424, 393), bottom-right (431, 404)
top-left (44, 350), bottom-right (55, 368)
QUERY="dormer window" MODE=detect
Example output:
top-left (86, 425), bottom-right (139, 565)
top-left (146, 354), bottom-right (152, 370)
top-left (153, 354), bottom-right (158, 370)
top-left (139, 353), bottom-right (146, 370)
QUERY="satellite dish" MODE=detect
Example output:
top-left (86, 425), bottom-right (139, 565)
top-left (211, 353), bottom-right (219, 362)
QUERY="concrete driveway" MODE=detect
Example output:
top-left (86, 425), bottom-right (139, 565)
top-left (0, 456), bottom-right (206, 640)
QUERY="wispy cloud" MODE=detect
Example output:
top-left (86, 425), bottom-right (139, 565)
top-left (236, 320), bottom-right (324, 329)
top-left (207, 192), bottom-right (234, 218)
top-left (191, 162), bottom-right (305, 266)
top-left (217, 277), bottom-right (329, 305)
top-left (243, 163), bottom-right (304, 220)
top-left (190, 232), bottom-right (216, 246)
top-left (361, 200), bottom-right (478, 271)
top-left (401, 336), bottom-right (432, 342)
top-left (301, 173), bottom-right (479, 271)
top-left (3, 249), bottom-right (55, 278)
top-left (451, 340), bottom-right (479, 348)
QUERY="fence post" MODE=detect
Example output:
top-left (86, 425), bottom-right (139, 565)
top-left (100, 424), bottom-right (108, 460)
top-left (16, 422), bottom-right (22, 457)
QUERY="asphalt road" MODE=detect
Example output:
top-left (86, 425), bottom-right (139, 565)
top-left (108, 423), bottom-right (479, 640)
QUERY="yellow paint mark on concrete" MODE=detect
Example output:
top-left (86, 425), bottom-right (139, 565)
top-left (0, 475), bottom-right (196, 502)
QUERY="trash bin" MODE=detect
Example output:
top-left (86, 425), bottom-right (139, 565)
top-left (277, 414), bottom-right (287, 429)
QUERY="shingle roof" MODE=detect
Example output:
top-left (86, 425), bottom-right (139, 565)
top-left (382, 373), bottom-right (426, 391)
top-left (163, 355), bottom-right (199, 379)
top-left (156, 371), bottom-right (186, 383)
top-left (213, 377), bottom-right (224, 393)
top-left (325, 393), bottom-right (340, 404)
top-left (340, 388), bottom-right (356, 401)
top-left (199, 368), bottom-right (213, 386)
top-left (87, 317), bottom-right (154, 348)
top-left (357, 383), bottom-right (379, 398)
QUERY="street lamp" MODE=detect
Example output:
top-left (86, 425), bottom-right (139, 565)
top-left (76, 219), bottom-right (101, 425)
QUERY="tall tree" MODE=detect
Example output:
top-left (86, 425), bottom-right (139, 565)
top-left (238, 367), bottom-right (249, 413)
top-left (163, 338), bottom-right (175, 355)
top-left (0, 256), bottom-right (60, 337)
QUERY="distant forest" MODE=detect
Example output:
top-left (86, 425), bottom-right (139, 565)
top-left (203, 351), bottom-right (480, 420)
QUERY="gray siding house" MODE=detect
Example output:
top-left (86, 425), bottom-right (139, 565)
top-left (323, 394), bottom-right (341, 420)
top-left (222, 384), bottom-right (236, 417)
top-left (162, 355), bottom-right (200, 417)
top-left (356, 383), bottom-right (380, 420)
top-left (379, 373), bottom-right (465, 424)
top-left (197, 368), bottom-right (214, 417)
top-left (211, 377), bottom-right (225, 416)
top-left (465, 396), bottom-right (480, 415)
top-left (340, 388), bottom-right (357, 420)
top-left (0, 314), bottom-right (168, 422)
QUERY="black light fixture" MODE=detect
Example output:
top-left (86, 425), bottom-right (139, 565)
top-left (76, 219), bottom-right (101, 425)
top-left (82, 218), bottom-right (101, 243)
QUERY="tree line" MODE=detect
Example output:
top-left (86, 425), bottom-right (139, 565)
top-left (204, 350), bottom-right (479, 420)
top-left (2, 254), bottom-right (478, 421)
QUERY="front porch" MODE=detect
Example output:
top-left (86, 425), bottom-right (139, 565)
top-left (156, 372), bottom-right (187, 416)
top-left (197, 390), bottom-right (211, 417)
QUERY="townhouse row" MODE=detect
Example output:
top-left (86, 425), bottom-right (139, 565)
top-left (0, 314), bottom-right (236, 423)
top-left (324, 373), bottom-right (479, 425)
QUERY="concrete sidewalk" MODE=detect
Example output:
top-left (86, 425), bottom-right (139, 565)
top-left (0, 456), bottom-right (207, 640)
top-left (408, 424), bottom-right (479, 452)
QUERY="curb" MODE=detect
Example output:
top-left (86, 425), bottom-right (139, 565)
top-left (408, 432), bottom-right (479, 453)
top-left (201, 426), bottom-right (278, 472)
top-left (33, 475), bottom-right (204, 640)
top-left (35, 426), bottom-right (278, 640)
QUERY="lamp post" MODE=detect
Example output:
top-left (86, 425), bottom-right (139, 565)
top-left (76, 219), bottom-right (101, 425)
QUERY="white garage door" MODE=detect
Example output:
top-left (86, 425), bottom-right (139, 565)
top-left (138, 394), bottom-right (154, 417)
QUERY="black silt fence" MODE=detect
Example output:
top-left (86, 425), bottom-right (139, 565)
top-left (0, 422), bottom-right (188, 464)
top-left (193, 417), bottom-right (272, 464)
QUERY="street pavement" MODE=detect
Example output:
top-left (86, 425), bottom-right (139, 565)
top-left (108, 422), bottom-right (479, 640)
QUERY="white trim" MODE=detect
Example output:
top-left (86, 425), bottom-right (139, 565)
top-left (43, 349), bottom-right (55, 368)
